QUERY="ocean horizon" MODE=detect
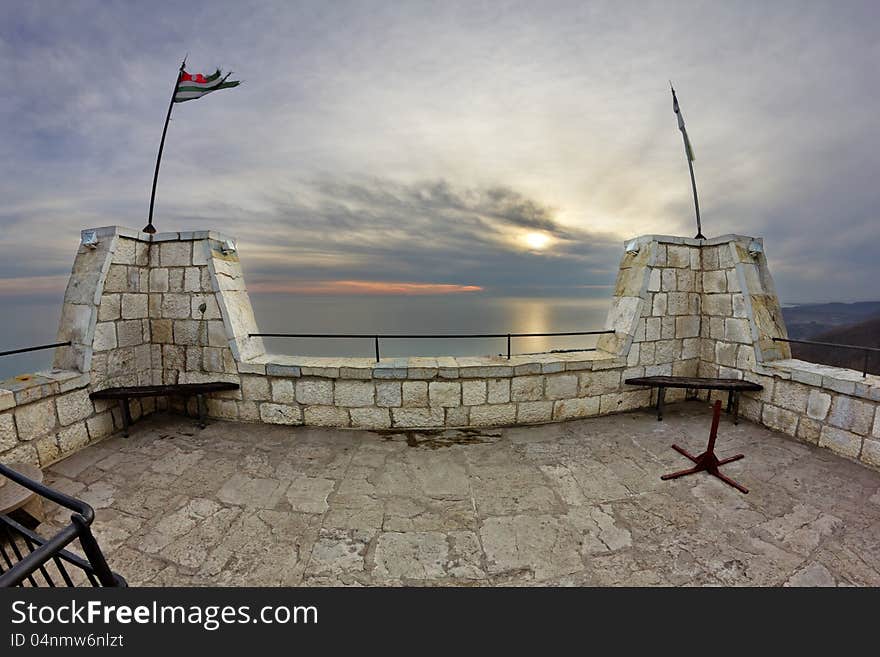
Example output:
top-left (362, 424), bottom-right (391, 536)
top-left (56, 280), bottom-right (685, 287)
top-left (0, 293), bottom-right (612, 379)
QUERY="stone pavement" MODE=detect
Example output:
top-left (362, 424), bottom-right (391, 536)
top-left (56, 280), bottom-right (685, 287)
top-left (38, 401), bottom-right (880, 586)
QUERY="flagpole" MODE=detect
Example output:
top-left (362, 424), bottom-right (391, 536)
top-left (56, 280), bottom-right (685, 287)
top-left (670, 83), bottom-right (705, 240)
top-left (685, 139), bottom-right (704, 239)
top-left (144, 56), bottom-right (186, 234)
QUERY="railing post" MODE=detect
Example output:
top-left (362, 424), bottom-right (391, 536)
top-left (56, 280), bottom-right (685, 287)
top-left (507, 334), bottom-right (511, 359)
top-left (374, 336), bottom-right (380, 363)
top-left (864, 349), bottom-right (869, 378)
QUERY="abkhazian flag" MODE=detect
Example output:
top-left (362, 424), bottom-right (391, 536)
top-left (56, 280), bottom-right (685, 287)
top-left (174, 69), bottom-right (240, 103)
top-left (671, 86), bottom-right (695, 162)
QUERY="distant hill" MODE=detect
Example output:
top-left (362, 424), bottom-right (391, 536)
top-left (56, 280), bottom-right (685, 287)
top-left (782, 305), bottom-right (880, 375)
top-left (782, 301), bottom-right (880, 339)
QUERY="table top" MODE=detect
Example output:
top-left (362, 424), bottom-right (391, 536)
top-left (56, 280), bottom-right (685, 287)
top-left (0, 462), bottom-right (43, 514)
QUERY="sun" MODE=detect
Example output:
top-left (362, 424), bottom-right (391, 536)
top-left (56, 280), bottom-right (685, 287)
top-left (522, 231), bottom-right (552, 251)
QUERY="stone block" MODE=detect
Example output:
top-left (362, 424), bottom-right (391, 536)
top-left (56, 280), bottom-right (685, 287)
top-left (652, 293), bottom-right (667, 316)
top-left (34, 435), bottom-right (61, 466)
top-left (428, 381), bottom-right (461, 407)
top-left (350, 407), bottom-right (392, 429)
top-left (168, 268), bottom-right (184, 292)
top-left (806, 390), bottom-right (832, 421)
top-left (111, 238), bottom-right (136, 265)
top-left (391, 407), bottom-right (445, 428)
top-left (516, 401), bottom-right (554, 423)
top-left (304, 405), bottom-right (350, 427)
top-left (0, 413), bottom-right (17, 452)
top-left (461, 380), bottom-right (487, 405)
top-left (98, 294), bottom-right (120, 321)
top-left (191, 295), bottom-right (221, 320)
top-left (772, 380), bottom-right (809, 413)
top-left (56, 389), bottom-right (93, 426)
top-left (86, 411), bottom-right (115, 440)
top-left (487, 378), bottom-right (510, 404)
top-left (796, 418), bottom-right (822, 445)
top-left (92, 322), bottom-right (117, 352)
top-left (161, 294), bottom-right (191, 319)
top-left (160, 241), bottom-right (192, 267)
top-left (724, 317), bottom-right (752, 344)
top-left (207, 321), bottom-right (226, 347)
top-left (121, 293), bottom-right (148, 319)
top-left (666, 292), bottom-right (689, 315)
top-left (469, 404), bottom-right (517, 427)
top-left (241, 375), bottom-right (271, 401)
top-left (376, 381), bottom-right (402, 407)
top-left (675, 269), bottom-right (694, 292)
top-left (661, 268), bottom-right (677, 291)
top-left (149, 268), bottom-right (169, 292)
top-left (510, 376), bottom-right (543, 402)
top-left (545, 374), bottom-right (577, 400)
top-left (57, 421), bottom-right (89, 453)
top-left (296, 379), bottom-right (333, 405)
top-left (654, 339), bottom-right (680, 363)
top-left (173, 320), bottom-right (201, 346)
top-left (761, 404), bottom-right (798, 435)
top-left (827, 396), bottom-right (874, 435)
top-left (13, 399), bottom-right (56, 441)
top-left (703, 270), bottom-right (727, 293)
top-left (103, 265), bottom-right (129, 293)
top-left (715, 342), bottom-right (738, 368)
top-left (819, 426), bottom-right (862, 459)
top-left (598, 390), bottom-right (651, 414)
top-left (259, 403), bottom-right (302, 425)
top-left (703, 294), bottom-right (732, 317)
top-left (861, 439), bottom-right (880, 468)
top-left (152, 319), bottom-right (173, 344)
top-left (117, 320), bottom-right (144, 347)
top-left (645, 317), bottom-right (661, 341)
top-left (666, 245), bottom-right (690, 268)
top-left (445, 406), bottom-right (470, 426)
top-left (271, 379), bottom-right (295, 403)
top-left (647, 269), bottom-right (661, 292)
top-left (335, 381), bottom-right (374, 407)
top-left (553, 397), bottom-right (599, 420)
top-left (402, 381), bottom-right (428, 407)
top-left (184, 267), bottom-right (202, 292)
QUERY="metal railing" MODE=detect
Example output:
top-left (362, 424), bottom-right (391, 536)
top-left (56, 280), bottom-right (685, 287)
top-left (250, 330), bottom-right (614, 362)
top-left (773, 337), bottom-right (880, 378)
top-left (0, 462), bottom-right (126, 588)
top-left (0, 341), bottom-right (70, 358)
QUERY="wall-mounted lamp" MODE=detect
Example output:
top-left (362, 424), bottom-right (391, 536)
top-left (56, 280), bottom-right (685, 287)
top-left (625, 240), bottom-right (640, 256)
top-left (220, 239), bottom-right (236, 255)
top-left (81, 230), bottom-right (99, 249)
top-left (747, 239), bottom-right (763, 258)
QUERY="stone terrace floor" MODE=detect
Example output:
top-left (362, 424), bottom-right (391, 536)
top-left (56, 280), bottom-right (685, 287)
top-left (38, 401), bottom-right (880, 586)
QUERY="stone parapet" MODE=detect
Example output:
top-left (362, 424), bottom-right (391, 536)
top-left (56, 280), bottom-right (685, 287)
top-left (2, 227), bottom-right (878, 473)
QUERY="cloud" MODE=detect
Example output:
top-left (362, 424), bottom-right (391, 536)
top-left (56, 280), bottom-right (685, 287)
top-left (1, 1), bottom-right (880, 305)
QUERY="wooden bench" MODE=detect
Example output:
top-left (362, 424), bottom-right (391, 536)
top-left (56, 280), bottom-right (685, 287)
top-left (90, 382), bottom-right (240, 436)
top-left (624, 375), bottom-right (762, 423)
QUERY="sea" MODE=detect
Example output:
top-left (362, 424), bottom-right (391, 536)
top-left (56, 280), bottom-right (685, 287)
top-left (0, 294), bottom-right (611, 380)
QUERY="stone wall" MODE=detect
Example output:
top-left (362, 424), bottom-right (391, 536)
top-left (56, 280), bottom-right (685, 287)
top-left (1, 226), bottom-right (878, 473)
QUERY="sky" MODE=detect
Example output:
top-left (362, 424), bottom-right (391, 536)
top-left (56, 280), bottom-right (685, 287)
top-left (1, 0), bottom-right (879, 306)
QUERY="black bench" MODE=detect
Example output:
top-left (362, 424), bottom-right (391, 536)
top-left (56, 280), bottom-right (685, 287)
top-left (90, 382), bottom-right (240, 436)
top-left (624, 375), bottom-right (762, 423)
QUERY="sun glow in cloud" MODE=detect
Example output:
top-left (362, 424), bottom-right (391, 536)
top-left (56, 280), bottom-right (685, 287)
top-left (520, 231), bottom-right (554, 251)
top-left (248, 280), bottom-right (484, 296)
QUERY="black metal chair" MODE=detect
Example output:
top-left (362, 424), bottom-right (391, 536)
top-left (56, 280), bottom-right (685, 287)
top-left (0, 462), bottom-right (126, 587)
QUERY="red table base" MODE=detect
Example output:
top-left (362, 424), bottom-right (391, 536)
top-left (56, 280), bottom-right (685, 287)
top-left (660, 399), bottom-right (749, 494)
